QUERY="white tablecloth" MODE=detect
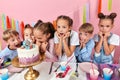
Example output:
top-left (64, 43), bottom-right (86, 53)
top-left (8, 62), bottom-right (87, 80)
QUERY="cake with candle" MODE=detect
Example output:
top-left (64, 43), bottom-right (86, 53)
top-left (17, 40), bottom-right (40, 65)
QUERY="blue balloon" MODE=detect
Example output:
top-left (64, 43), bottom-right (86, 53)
top-left (16, 20), bottom-right (19, 33)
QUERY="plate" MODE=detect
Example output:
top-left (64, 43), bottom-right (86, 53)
top-left (79, 62), bottom-right (98, 73)
top-left (1, 61), bottom-right (11, 68)
top-left (7, 65), bottom-right (24, 73)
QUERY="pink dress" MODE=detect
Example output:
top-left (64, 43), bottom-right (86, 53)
top-left (44, 39), bottom-right (58, 62)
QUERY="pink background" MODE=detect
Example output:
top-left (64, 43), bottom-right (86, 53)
top-left (0, 0), bottom-right (120, 62)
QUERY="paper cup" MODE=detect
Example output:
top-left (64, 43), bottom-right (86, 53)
top-left (103, 68), bottom-right (113, 80)
top-left (89, 69), bottom-right (99, 80)
top-left (60, 62), bottom-right (66, 71)
top-left (0, 68), bottom-right (9, 80)
top-left (118, 68), bottom-right (120, 77)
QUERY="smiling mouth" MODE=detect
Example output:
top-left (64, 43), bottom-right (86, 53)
top-left (60, 33), bottom-right (64, 35)
top-left (15, 44), bottom-right (21, 47)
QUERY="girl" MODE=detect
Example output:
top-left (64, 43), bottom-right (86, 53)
top-left (23, 24), bottom-right (34, 43)
top-left (33, 22), bottom-right (58, 62)
top-left (22, 24), bottom-right (35, 49)
top-left (94, 13), bottom-right (120, 64)
top-left (54, 15), bottom-right (79, 62)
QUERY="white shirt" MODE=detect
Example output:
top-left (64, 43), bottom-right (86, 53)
top-left (54, 30), bottom-right (79, 62)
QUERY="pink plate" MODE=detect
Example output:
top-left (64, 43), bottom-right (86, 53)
top-left (79, 62), bottom-right (98, 73)
top-left (7, 65), bottom-right (23, 73)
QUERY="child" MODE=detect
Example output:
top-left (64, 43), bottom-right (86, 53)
top-left (54, 15), bottom-right (79, 62)
top-left (0, 29), bottom-right (21, 64)
top-left (23, 24), bottom-right (34, 42)
top-left (22, 24), bottom-right (35, 49)
top-left (33, 22), bottom-right (58, 62)
top-left (75, 23), bottom-right (95, 62)
top-left (94, 13), bottom-right (120, 64)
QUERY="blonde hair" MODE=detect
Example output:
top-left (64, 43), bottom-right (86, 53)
top-left (2, 29), bottom-right (19, 41)
top-left (79, 23), bottom-right (94, 34)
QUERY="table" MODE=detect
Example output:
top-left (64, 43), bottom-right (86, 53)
top-left (8, 62), bottom-right (87, 80)
top-left (7, 62), bottom-right (120, 80)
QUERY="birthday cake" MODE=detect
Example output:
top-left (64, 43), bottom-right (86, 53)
top-left (17, 40), bottom-right (40, 65)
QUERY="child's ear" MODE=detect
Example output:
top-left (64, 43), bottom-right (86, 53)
top-left (111, 24), bottom-right (114, 28)
top-left (69, 26), bottom-right (72, 31)
top-left (6, 41), bottom-right (10, 46)
top-left (89, 33), bottom-right (93, 38)
top-left (98, 24), bottom-right (100, 27)
top-left (47, 33), bottom-right (51, 38)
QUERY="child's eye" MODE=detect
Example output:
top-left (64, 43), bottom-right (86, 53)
top-left (25, 34), bottom-right (28, 36)
top-left (100, 25), bottom-right (104, 27)
top-left (63, 26), bottom-right (66, 28)
top-left (57, 26), bottom-right (60, 28)
top-left (12, 39), bottom-right (15, 42)
top-left (106, 25), bottom-right (110, 27)
top-left (79, 33), bottom-right (82, 35)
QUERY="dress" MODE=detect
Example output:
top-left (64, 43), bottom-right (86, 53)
top-left (45, 39), bottom-right (58, 62)
top-left (54, 30), bottom-right (79, 62)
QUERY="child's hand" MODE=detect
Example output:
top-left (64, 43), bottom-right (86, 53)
top-left (36, 41), bottom-right (42, 47)
top-left (80, 39), bottom-right (86, 49)
top-left (55, 32), bottom-right (61, 39)
top-left (98, 31), bottom-right (104, 41)
top-left (98, 31), bottom-right (104, 38)
top-left (103, 32), bottom-right (110, 41)
top-left (104, 32), bottom-right (110, 38)
top-left (41, 42), bottom-right (48, 52)
top-left (63, 32), bottom-right (70, 40)
top-left (0, 58), bottom-right (4, 65)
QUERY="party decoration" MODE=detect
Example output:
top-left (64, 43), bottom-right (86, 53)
top-left (31, 22), bottom-right (35, 27)
top-left (20, 21), bottom-right (24, 38)
top-left (11, 18), bottom-right (16, 30)
top-left (6, 16), bottom-right (11, 29)
top-left (108, 0), bottom-right (112, 11)
top-left (86, 2), bottom-right (90, 22)
top-left (1, 14), bottom-right (6, 30)
top-left (0, 39), bottom-right (1, 51)
top-left (53, 20), bottom-right (57, 30)
top-left (83, 5), bottom-right (86, 23)
top-left (98, 0), bottom-right (102, 14)
top-left (16, 20), bottom-right (20, 33)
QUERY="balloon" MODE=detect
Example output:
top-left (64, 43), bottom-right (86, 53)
top-left (98, 0), bottom-right (102, 14)
top-left (108, 0), bottom-right (112, 11)
top-left (16, 20), bottom-right (19, 33)
top-left (11, 18), bottom-right (16, 30)
top-left (0, 39), bottom-right (1, 51)
top-left (20, 21), bottom-right (24, 38)
top-left (2, 14), bottom-right (6, 30)
top-left (83, 5), bottom-right (86, 23)
top-left (53, 20), bottom-right (57, 30)
top-left (6, 16), bottom-right (11, 29)
top-left (31, 22), bottom-right (35, 27)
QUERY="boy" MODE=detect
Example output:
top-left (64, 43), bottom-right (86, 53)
top-left (75, 23), bottom-right (95, 62)
top-left (0, 29), bottom-right (21, 65)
